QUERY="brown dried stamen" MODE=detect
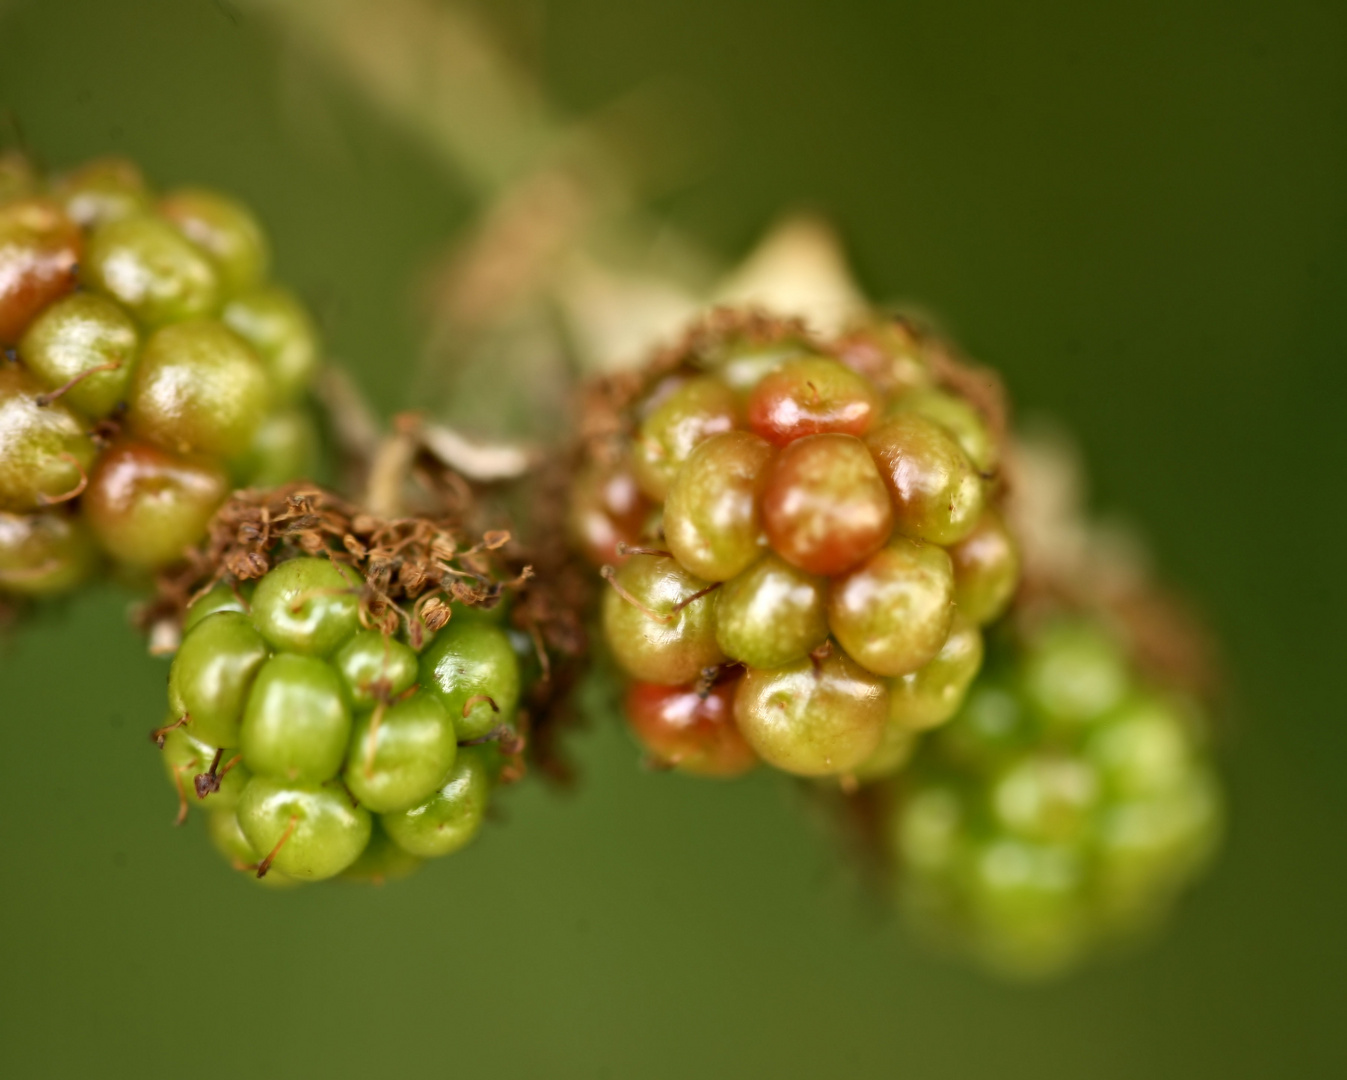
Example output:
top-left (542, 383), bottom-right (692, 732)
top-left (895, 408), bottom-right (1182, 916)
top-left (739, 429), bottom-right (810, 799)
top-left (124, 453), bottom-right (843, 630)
top-left (150, 715), bottom-right (188, 749)
top-left (34, 359), bottom-right (122, 408)
top-left (614, 542), bottom-right (673, 559)
top-left (362, 699), bottom-right (387, 779)
top-left (194, 750), bottom-right (242, 800)
top-left (37, 453), bottom-right (88, 506)
top-left (256, 815), bottom-right (299, 879)
top-left (171, 762), bottom-right (194, 826)
top-left (462, 694), bottom-right (500, 719)
top-left (600, 566), bottom-right (720, 622)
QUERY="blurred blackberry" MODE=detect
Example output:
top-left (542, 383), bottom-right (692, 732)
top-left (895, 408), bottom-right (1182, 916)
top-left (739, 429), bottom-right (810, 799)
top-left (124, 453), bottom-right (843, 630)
top-left (0, 153), bottom-right (320, 609)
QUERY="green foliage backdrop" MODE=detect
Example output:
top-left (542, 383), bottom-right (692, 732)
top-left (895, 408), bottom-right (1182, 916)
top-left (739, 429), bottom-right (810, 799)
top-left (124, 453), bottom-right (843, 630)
top-left (1, 0), bottom-right (1343, 1075)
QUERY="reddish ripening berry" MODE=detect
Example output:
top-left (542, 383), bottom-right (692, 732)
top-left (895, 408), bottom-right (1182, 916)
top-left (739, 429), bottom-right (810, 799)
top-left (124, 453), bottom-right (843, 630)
top-left (601, 553), bottom-right (725, 684)
top-left (625, 677), bottom-right (758, 778)
top-left (828, 536), bottom-right (955, 677)
top-left (0, 198), bottom-right (82, 344)
top-left (746, 355), bottom-right (880, 446)
top-left (733, 649), bottom-right (888, 776)
top-left (761, 433), bottom-right (893, 577)
top-left (832, 319), bottom-right (933, 399)
top-left (568, 458), bottom-right (652, 567)
top-left (664, 430), bottom-right (774, 581)
top-left (631, 375), bottom-right (739, 500)
top-left (949, 508), bottom-right (1020, 625)
top-left (866, 412), bottom-right (984, 545)
top-left (83, 439), bottom-right (229, 568)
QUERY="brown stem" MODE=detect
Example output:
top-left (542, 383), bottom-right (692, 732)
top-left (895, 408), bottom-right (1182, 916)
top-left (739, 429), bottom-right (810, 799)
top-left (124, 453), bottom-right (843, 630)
top-left (462, 694), bottom-right (500, 719)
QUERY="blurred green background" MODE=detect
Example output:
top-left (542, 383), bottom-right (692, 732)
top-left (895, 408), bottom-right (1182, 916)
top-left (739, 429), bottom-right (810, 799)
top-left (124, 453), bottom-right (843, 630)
top-left (2, 0), bottom-right (1343, 1075)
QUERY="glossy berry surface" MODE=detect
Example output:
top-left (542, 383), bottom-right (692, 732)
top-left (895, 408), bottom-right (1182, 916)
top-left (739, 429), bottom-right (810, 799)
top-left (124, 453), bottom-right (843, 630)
top-left (733, 650), bottom-right (887, 776)
top-left (584, 316), bottom-right (1014, 782)
top-left (335, 630), bottom-right (419, 707)
top-left (601, 554), bottom-right (725, 685)
top-left (827, 537), bottom-right (954, 677)
top-left (127, 319), bottom-right (271, 457)
top-left (381, 747), bottom-right (495, 859)
top-left (84, 440), bottom-right (228, 568)
top-left (0, 155), bottom-right (322, 599)
top-left (663, 430), bottom-right (772, 581)
top-left (713, 553), bottom-right (828, 670)
top-left (624, 677), bottom-right (757, 777)
top-left (19, 292), bottom-right (140, 419)
top-left (236, 777), bottom-right (371, 882)
top-left (761, 433), bottom-right (892, 577)
top-left (419, 619), bottom-right (522, 741)
top-left (632, 375), bottom-right (739, 500)
top-left (885, 615), bottom-right (983, 733)
top-left (158, 187), bottom-right (269, 296)
top-left (747, 356), bottom-right (879, 446)
top-left (156, 552), bottom-right (519, 886)
top-left (221, 287), bottom-right (318, 401)
top-left (239, 653), bottom-right (352, 781)
top-left (866, 413), bottom-right (983, 545)
top-left (168, 610), bottom-right (269, 747)
top-left (0, 365), bottom-right (97, 511)
top-left (0, 198), bottom-right (81, 344)
top-left (343, 692), bottom-right (457, 813)
top-left (250, 557), bottom-right (361, 656)
top-left (81, 214), bottom-right (220, 327)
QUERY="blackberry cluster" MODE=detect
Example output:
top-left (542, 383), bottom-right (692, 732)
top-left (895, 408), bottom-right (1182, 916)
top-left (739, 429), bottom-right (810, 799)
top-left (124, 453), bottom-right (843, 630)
top-left (574, 313), bottom-right (1019, 779)
top-left (0, 153), bottom-right (319, 601)
top-left (152, 486), bottom-right (566, 886)
top-left (889, 618), bottom-right (1222, 977)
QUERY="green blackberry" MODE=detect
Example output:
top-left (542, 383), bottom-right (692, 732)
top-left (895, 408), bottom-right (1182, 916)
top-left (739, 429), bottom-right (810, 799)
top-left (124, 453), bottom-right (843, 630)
top-left (0, 155), bottom-right (321, 603)
top-left (574, 311), bottom-right (1018, 780)
top-left (148, 484), bottom-right (577, 886)
top-left (888, 615), bottom-right (1223, 979)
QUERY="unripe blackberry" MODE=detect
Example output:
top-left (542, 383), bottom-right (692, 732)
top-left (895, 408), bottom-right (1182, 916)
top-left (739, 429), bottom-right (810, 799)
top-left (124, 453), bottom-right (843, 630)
top-left (145, 485), bottom-right (579, 887)
top-left (577, 310), bottom-right (1015, 780)
top-left (888, 618), bottom-right (1223, 979)
top-left (0, 155), bottom-right (322, 606)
